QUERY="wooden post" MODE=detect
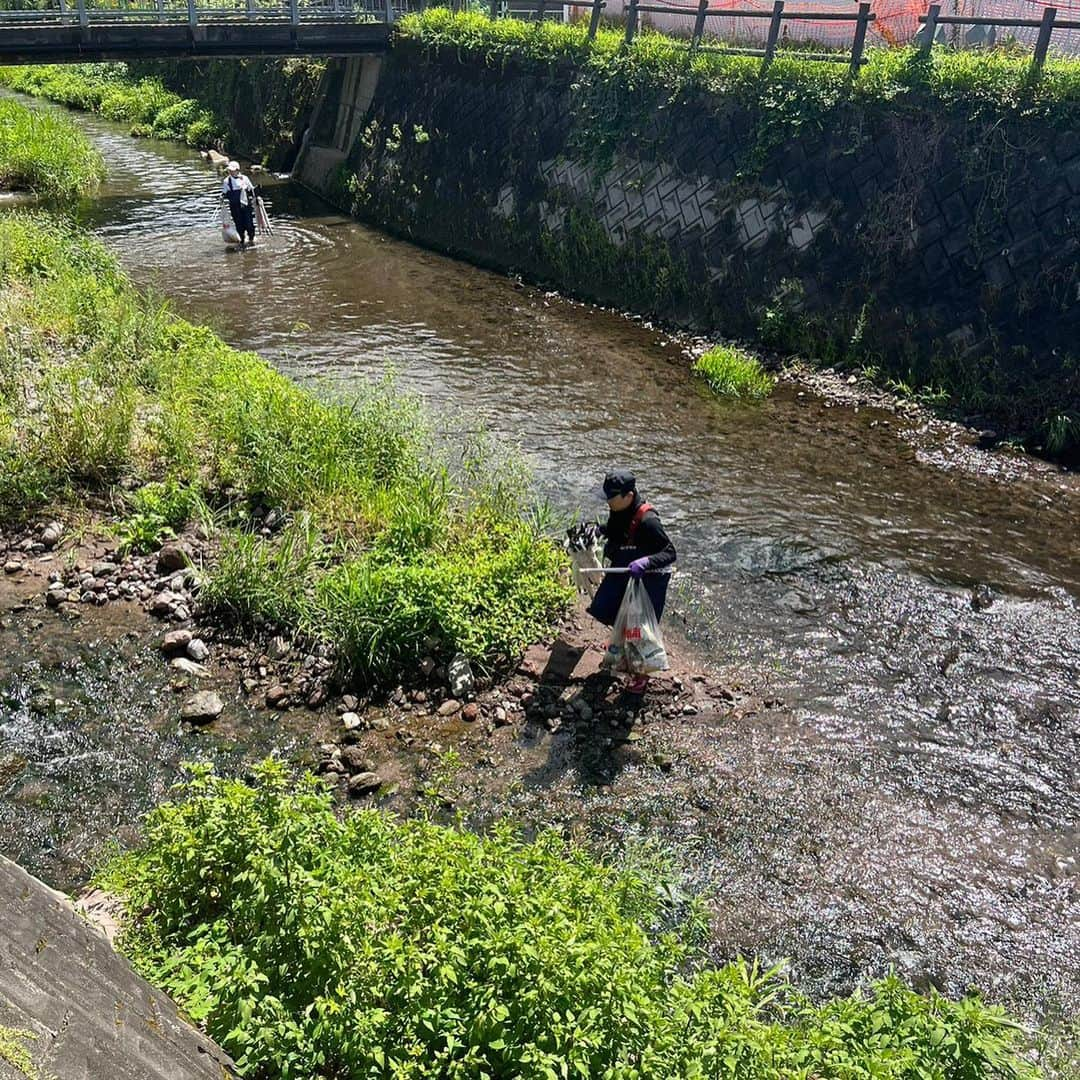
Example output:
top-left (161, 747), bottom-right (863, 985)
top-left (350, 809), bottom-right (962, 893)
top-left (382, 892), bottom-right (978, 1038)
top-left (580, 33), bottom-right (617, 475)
top-left (762, 0), bottom-right (783, 67)
top-left (76, 0), bottom-right (88, 30)
top-left (57, 0), bottom-right (68, 17)
top-left (489, 0), bottom-right (498, 19)
top-left (587, 0), bottom-right (603, 39)
top-left (1033, 5), bottom-right (1055, 67)
top-left (536, 0), bottom-right (546, 21)
top-left (187, 0), bottom-right (197, 30)
top-left (691, 0), bottom-right (708, 50)
top-left (385, 0), bottom-right (394, 23)
top-left (849, 2), bottom-right (870, 74)
top-left (919, 3), bottom-right (939, 52)
top-left (624, 0), bottom-right (638, 44)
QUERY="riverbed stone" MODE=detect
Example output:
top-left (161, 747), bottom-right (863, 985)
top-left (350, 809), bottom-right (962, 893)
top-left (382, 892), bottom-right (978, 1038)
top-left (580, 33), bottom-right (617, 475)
top-left (186, 638), bottom-right (210, 663)
top-left (340, 746), bottom-right (374, 773)
top-left (348, 771), bottom-right (382, 797)
top-left (437, 699), bottom-right (461, 717)
top-left (171, 657), bottom-right (209, 678)
top-left (267, 635), bottom-right (290, 660)
top-left (157, 541), bottom-right (191, 574)
top-left (92, 560), bottom-right (117, 578)
top-left (181, 690), bottom-right (224, 723)
top-left (3, 559), bottom-right (24, 574)
top-left (341, 711), bottom-right (362, 730)
top-left (265, 684), bottom-right (289, 708)
top-left (462, 702), bottom-right (480, 722)
top-left (40, 521), bottom-right (63, 549)
top-left (162, 628), bottom-right (193, 654)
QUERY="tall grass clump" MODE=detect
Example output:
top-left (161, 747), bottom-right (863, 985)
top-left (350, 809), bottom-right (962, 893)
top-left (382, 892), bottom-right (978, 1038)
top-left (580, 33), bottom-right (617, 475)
top-left (693, 344), bottom-right (773, 400)
top-left (98, 761), bottom-right (1039, 1080)
top-left (0, 212), bottom-right (570, 681)
top-left (0, 63), bottom-right (225, 148)
top-left (0, 97), bottom-right (104, 199)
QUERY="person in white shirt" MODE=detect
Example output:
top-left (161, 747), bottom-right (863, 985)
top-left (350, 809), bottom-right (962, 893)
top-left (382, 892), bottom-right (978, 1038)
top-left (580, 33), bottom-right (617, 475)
top-left (221, 160), bottom-right (256, 248)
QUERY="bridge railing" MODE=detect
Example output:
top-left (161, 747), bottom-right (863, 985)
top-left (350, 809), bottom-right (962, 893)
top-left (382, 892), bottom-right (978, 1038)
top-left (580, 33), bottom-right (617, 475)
top-left (0, 0), bottom-right (400, 23)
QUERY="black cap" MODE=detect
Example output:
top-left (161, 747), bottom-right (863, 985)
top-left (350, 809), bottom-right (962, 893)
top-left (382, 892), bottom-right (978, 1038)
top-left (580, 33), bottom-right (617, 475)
top-left (601, 470), bottom-right (636, 500)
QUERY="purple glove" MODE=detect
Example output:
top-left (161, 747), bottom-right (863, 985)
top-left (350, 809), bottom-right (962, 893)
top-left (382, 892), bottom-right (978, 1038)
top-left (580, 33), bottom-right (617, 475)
top-left (628, 558), bottom-right (650, 579)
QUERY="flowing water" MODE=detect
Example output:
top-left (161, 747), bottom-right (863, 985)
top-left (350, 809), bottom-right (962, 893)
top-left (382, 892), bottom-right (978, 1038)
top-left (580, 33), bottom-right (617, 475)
top-left (2, 98), bottom-right (1078, 1021)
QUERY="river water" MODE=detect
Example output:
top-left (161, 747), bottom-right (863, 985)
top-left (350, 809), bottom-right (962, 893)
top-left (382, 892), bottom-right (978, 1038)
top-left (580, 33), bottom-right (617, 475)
top-left (2, 99), bottom-right (1078, 1023)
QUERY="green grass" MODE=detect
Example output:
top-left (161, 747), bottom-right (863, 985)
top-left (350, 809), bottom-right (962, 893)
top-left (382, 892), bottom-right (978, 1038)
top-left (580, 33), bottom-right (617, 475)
top-left (0, 62), bottom-right (225, 148)
top-left (0, 212), bottom-right (571, 682)
top-left (98, 760), bottom-right (1040, 1080)
top-left (693, 344), bottom-right (773, 400)
top-left (0, 97), bottom-right (104, 200)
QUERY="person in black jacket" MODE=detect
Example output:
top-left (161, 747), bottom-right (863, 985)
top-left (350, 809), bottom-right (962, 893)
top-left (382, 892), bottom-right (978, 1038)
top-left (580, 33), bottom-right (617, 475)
top-left (585, 469), bottom-right (676, 693)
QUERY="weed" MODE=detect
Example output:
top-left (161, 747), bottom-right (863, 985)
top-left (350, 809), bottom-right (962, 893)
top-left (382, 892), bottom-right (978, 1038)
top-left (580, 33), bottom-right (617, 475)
top-left (0, 98), bottom-right (104, 200)
top-left (692, 344), bottom-right (774, 400)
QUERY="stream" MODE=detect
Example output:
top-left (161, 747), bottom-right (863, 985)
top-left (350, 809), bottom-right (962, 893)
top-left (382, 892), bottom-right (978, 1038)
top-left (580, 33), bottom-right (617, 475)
top-left (1, 97), bottom-right (1078, 1024)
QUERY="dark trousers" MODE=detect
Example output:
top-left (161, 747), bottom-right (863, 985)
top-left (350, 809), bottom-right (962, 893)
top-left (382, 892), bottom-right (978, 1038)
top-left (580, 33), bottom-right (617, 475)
top-left (586, 568), bottom-right (670, 628)
top-left (228, 201), bottom-right (255, 243)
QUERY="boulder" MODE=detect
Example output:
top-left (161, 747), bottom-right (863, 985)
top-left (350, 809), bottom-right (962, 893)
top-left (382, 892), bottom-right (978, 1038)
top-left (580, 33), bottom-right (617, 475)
top-left (447, 654), bottom-right (475, 698)
top-left (40, 521), bottom-right (63, 549)
top-left (181, 691), bottom-right (224, 723)
top-left (339, 746), bottom-right (374, 774)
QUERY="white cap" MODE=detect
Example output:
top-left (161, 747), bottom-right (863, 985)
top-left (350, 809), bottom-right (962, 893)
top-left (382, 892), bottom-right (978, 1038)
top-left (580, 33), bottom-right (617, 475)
top-left (226, 160), bottom-right (240, 173)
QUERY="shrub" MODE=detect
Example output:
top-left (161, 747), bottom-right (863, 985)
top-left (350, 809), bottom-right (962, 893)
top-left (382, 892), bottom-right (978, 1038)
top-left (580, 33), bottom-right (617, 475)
top-left (99, 763), bottom-right (1039, 1080)
top-left (692, 344), bottom-right (774, 400)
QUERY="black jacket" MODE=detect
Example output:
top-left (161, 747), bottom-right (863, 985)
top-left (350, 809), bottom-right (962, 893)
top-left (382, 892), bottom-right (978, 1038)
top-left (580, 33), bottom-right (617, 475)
top-left (601, 494), bottom-right (676, 570)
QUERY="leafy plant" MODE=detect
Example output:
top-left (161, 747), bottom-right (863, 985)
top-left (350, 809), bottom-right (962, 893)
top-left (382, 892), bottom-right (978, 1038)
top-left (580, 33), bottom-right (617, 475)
top-left (99, 763), bottom-right (1040, 1080)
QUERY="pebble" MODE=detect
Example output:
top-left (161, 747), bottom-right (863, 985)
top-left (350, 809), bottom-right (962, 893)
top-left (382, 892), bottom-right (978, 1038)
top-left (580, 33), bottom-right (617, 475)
top-left (493, 706), bottom-right (509, 726)
top-left (462, 702), bottom-right (480, 722)
top-left (341, 711), bottom-right (362, 730)
top-left (3, 560), bottom-right (23, 574)
top-left (170, 657), bottom-right (209, 678)
top-left (267, 635), bottom-right (290, 660)
top-left (340, 746), bottom-right (374, 773)
top-left (437, 699), bottom-right (461, 717)
top-left (181, 690), bottom-right (224, 723)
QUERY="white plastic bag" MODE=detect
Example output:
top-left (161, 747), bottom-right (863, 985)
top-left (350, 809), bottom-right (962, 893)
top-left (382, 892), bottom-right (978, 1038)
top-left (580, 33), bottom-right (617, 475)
top-left (220, 205), bottom-right (240, 245)
top-left (601, 578), bottom-right (669, 675)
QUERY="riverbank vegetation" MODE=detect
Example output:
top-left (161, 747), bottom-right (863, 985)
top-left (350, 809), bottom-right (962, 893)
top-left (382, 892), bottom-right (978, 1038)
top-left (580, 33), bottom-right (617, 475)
top-left (98, 760), bottom-right (1039, 1080)
top-left (0, 98), bottom-right (104, 200)
top-left (693, 345), bottom-right (774, 400)
top-left (0, 63), bottom-right (224, 149)
top-left (0, 213), bottom-right (569, 681)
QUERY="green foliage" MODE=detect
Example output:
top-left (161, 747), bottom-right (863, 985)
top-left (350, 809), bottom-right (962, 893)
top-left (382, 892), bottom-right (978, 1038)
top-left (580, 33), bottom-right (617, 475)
top-left (0, 97), bottom-right (104, 200)
top-left (99, 762), bottom-right (1039, 1080)
top-left (693, 344), bottom-right (773, 400)
top-left (0, 213), bottom-right (571, 680)
top-left (0, 63), bottom-right (225, 149)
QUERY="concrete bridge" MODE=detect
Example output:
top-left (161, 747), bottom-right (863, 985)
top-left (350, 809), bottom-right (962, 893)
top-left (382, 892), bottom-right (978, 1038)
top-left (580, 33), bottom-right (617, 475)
top-left (0, 0), bottom-right (401, 64)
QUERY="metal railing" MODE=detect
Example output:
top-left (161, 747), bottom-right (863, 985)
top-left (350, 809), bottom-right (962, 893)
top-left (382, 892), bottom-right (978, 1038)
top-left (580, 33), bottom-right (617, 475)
top-left (0, 0), bottom-right (399, 26)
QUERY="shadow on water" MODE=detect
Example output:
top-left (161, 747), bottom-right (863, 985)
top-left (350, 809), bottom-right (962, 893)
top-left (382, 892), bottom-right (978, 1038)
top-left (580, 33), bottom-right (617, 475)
top-left (1, 92), bottom-right (1077, 1021)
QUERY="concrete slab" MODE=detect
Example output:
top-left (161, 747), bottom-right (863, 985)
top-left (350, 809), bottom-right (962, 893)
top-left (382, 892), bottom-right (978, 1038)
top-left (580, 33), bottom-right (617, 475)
top-left (0, 856), bottom-right (238, 1080)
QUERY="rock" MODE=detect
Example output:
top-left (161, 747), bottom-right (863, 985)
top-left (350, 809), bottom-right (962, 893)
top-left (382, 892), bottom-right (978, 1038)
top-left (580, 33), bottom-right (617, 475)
top-left (437, 699), bottom-right (461, 717)
top-left (207, 148), bottom-right (229, 166)
top-left (267, 635), bottom-right (290, 660)
top-left (241, 677), bottom-right (258, 695)
top-left (186, 639), bottom-right (210, 663)
top-left (493, 706), bottom-right (509, 726)
top-left (348, 772), bottom-right (382, 797)
top-left (170, 657), bottom-right (209, 678)
top-left (265, 685), bottom-right (289, 709)
top-left (339, 746), bottom-right (374, 773)
top-left (970, 584), bottom-right (994, 611)
top-left (447, 654), bottom-right (475, 698)
top-left (342, 694), bottom-right (359, 711)
top-left (45, 590), bottom-right (65, 609)
top-left (150, 590), bottom-right (183, 616)
top-left (161, 629), bottom-right (193, 654)
top-left (92, 561), bottom-right (117, 579)
top-left (157, 542), bottom-right (191, 574)
top-left (419, 657), bottom-right (436, 678)
top-left (3, 560), bottom-right (23, 574)
top-left (341, 711), bottom-right (362, 731)
top-left (181, 691), bottom-right (223, 723)
top-left (368, 715), bottom-right (390, 732)
top-left (40, 521), bottom-right (63, 549)
top-left (307, 685), bottom-right (328, 708)
top-left (462, 702), bottom-right (480, 722)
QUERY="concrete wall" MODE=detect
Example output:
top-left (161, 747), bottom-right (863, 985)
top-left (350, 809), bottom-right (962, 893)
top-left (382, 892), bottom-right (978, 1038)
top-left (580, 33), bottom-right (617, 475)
top-left (0, 856), bottom-right (238, 1080)
top-left (297, 45), bottom-right (1080, 453)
